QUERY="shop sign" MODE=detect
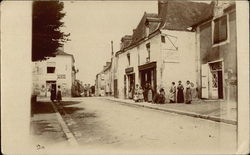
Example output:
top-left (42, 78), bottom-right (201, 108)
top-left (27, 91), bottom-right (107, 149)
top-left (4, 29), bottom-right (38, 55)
top-left (125, 67), bottom-right (134, 74)
top-left (57, 74), bottom-right (66, 79)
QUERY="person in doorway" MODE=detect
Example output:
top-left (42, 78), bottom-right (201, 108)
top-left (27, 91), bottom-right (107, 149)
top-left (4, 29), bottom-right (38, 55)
top-left (177, 81), bottom-right (184, 103)
top-left (169, 82), bottom-right (176, 103)
top-left (147, 83), bottom-right (153, 103)
top-left (57, 85), bottom-right (62, 105)
top-left (185, 80), bottom-right (192, 104)
top-left (50, 85), bottom-right (56, 103)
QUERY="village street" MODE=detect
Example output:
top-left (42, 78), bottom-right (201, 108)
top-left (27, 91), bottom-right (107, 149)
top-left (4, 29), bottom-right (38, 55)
top-left (31, 97), bottom-right (237, 153)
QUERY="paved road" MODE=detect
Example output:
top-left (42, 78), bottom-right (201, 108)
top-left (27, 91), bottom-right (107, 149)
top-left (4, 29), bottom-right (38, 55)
top-left (60, 97), bottom-right (236, 154)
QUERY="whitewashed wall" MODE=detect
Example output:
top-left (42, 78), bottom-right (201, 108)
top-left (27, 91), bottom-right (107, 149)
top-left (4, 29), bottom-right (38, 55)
top-left (160, 30), bottom-right (197, 100)
top-left (32, 55), bottom-right (74, 96)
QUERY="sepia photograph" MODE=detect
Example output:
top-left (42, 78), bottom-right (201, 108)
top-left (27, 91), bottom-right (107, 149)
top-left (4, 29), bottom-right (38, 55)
top-left (1, 0), bottom-right (249, 154)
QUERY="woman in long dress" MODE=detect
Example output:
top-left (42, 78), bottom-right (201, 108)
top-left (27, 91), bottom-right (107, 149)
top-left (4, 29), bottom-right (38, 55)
top-left (138, 86), bottom-right (144, 102)
top-left (57, 85), bottom-right (62, 104)
top-left (147, 84), bottom-right (153, 103)
top-left (133, 84), bottom-right (139, 102)
top-left (169, 82), bottom-right (176, 103)
top-left (177, 81), bottom-right (184, 103)
top-left (185, 80), bottom-right (192, 104)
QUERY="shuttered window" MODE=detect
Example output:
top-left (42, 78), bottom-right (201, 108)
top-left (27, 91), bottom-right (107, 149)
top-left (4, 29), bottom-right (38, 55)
top-left (213, 15), bottom-right (228, 44)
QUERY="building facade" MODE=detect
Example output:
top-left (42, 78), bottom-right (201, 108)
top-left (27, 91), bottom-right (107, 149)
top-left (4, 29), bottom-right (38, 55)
top-left (95, 62), bottom-right (112, 96)
top-left (115, 0), bottom-right (210, 101)
top-left (32, 49), bottom-right (76, 97)
top-left (192, 1), bottom-right (237, 101)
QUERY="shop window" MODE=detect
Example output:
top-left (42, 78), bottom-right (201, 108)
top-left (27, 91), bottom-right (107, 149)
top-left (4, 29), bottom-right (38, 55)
top-left (146, 43), bottom-right (150, 62)
top-left (47, 67), bottom-right (55, 73)
top-left (213, 15), bottom-right (228, 44)
top-left (161, 36), bottom-right (165, 43)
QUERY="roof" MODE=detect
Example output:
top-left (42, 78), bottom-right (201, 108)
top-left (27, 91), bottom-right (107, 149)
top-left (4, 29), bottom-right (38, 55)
top-left (55, 48), bottom-right (75, 62)
top-left (159, 0), bottom-right (213, 30)
top-left (131, 12), bottom-right (159, 45)
top-left (116, 0), bottom-right (214, 56)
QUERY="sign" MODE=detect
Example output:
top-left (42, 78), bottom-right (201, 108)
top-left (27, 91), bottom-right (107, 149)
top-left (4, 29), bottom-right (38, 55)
top-left (125, 67), bottom-right (134, 74)
top-left (57, 74), bottom-right (66, 79)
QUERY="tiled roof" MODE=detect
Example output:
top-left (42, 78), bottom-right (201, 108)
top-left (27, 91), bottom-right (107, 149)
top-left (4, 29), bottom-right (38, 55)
top-left (159, 0), bottom-right (213, 30)
top-left (131, 12), bottom-right (159, 44)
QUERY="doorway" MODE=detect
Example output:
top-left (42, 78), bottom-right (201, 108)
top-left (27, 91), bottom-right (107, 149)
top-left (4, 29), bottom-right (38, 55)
top-left (208, 61), bottom-right (223, 99)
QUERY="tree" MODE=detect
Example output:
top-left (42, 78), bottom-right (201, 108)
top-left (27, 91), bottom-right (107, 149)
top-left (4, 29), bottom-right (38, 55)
top-left (32, 1), bottom-right (70, 61)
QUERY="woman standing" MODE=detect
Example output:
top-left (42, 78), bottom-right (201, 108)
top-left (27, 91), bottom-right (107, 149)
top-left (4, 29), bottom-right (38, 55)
top-left (138, 86), bottom-right (144, 102)
top-left (169, 82), bottom-right (176, 103)
top-left (57, 85), bottom-right (62, 104)
top-left (50, 86), bottom-right (56, 103)
top-left (177, 81), bottom-right (184, 103)
top-left (185, 80), bottom-right (192, 104)
top-left (147, 83), bottom-right (153, 103)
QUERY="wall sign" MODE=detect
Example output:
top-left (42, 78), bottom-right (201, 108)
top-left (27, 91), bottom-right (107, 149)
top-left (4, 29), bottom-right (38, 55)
top-left (57, 74), bottom-right (66, 79)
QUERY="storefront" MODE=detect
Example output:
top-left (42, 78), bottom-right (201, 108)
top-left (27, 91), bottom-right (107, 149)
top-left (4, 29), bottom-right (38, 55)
top-left (125, 67), bottom-right (135, 99)
top-left (138, 62), bottom-right (157, 92)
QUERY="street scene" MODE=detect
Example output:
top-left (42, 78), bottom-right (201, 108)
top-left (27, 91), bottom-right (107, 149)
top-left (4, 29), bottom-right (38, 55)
top-left (30, 0), bottom-right (239, 154)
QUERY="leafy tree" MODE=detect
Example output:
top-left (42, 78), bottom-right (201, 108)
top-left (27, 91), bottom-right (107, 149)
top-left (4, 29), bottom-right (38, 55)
top-left (32, 0), bottom-right (70, 61)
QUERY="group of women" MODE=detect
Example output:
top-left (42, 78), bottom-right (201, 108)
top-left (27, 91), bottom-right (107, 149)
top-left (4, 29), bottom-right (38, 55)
top-left (132, 80), bottom-right (193, 104)
top-left (169, 80), bottom-right (192, 104)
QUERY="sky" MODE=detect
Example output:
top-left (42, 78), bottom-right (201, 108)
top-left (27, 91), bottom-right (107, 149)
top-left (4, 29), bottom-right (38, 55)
top-left (61, 1), bottom-right (158, 85)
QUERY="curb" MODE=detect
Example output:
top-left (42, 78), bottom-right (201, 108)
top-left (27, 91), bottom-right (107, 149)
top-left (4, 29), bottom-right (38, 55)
top-left (50, 102), bottom-right (79, 146)
top-left (104, 98), bottom-right (237, 125)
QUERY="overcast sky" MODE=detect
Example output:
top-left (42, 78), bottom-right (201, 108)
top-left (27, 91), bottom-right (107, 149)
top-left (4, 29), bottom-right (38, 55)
top-left (61, 1), bottom-right (157, 85)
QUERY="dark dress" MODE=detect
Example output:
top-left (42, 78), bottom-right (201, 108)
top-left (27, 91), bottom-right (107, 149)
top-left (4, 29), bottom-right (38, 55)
top-left (57, 89), bottom-right (62, 102)
top-left (50, 88), bottom-right (56, 102)
top-left (177, 84), bottom-right (184, 103)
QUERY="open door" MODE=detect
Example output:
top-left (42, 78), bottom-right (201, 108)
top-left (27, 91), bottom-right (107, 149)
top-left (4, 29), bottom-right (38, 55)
top-left (201, 64), bottom-right (209, 99)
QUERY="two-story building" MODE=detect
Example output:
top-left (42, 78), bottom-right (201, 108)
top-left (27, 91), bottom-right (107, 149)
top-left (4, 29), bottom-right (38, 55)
top-left (115, 0), bottom-right (210, 101)
top-left (32, 48), bottom-right (77, 97)
top-left (191, 1), bottom-right (237, 102)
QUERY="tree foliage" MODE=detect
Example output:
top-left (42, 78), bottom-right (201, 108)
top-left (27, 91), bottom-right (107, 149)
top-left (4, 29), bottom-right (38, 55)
top-left (32, 1), bottom-right (70, 61)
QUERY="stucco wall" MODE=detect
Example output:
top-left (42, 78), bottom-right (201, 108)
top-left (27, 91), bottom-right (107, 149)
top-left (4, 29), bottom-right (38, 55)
top-left (160, 30), bottom-right (197, 101)
top-left (32, 55), bottom-right (74, 97)
top-left (199, 11), bottom-right (237, 101)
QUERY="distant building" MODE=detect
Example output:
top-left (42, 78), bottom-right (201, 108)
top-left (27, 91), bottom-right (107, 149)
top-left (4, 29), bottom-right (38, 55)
top-left (32, 49), bottom-right (77, 97)
top-left (95, 62), bottom-right (112, 96)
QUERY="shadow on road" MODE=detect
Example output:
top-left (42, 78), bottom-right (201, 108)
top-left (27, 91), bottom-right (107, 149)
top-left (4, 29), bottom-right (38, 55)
top-left (32, 102), bottom-right (55, 114)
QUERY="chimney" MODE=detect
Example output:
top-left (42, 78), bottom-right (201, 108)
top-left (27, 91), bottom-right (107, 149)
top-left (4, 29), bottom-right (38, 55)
top-left (111, 40), bottom-right (114, 56)
top-left (158, 0), bottom-right (168, 16)
top-left (120, 35), bottom-right (132, 50)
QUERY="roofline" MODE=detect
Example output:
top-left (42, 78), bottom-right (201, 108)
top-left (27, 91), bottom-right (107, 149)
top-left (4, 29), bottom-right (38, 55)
top-left (116, 29), bottom-right (161, 56)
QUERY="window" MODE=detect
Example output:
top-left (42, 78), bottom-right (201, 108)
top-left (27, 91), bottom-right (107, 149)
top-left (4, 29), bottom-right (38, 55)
top-left (127, 53), bottom-right (131, 66)
top-left (146, 43), bottom-right (150, 62)
top-left (47, 67), bottom-right (55, 73)
top-left (213, 15), bottom-right (228, 44)
top-left (161, 35), bottom-right (165, 43)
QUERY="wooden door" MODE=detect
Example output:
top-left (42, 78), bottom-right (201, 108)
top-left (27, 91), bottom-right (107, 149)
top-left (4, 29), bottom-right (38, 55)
top-left (201, 64), bottom-right (209, 99)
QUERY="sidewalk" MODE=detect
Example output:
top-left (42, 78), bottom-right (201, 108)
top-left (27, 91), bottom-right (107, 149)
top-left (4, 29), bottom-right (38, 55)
top-left (30, 100), bottom-right (70, 148)
top-left (103, 97), bottom-right (237, 125)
